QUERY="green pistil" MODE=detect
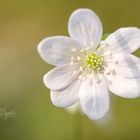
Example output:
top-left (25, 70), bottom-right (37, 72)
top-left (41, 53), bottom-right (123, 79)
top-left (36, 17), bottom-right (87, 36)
top-left (86, 53), bottom-right (103, 71)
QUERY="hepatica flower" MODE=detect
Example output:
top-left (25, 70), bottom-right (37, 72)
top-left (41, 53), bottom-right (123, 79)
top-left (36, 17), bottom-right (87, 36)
top-left (38, 8), bottom-right (140, 120)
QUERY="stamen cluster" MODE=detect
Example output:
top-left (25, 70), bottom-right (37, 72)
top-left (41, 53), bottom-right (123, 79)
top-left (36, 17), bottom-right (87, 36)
top-left (86, 53), bottom-right (103, 71)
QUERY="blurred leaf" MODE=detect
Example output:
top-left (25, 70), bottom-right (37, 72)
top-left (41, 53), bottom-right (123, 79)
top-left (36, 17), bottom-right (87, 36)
top-left (101, 33), bottom-right (110, 40)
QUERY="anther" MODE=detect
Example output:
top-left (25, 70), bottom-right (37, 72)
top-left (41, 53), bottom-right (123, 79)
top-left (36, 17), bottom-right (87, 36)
top-left (90, 41), bottom-right (94, 46)
top-left (72, 48), bottom-right (76, 52)
top-left (85, 47), bottom-right (89, 51)
top-left (89, 74), bottom-right (93, 78)
top-left (70, 61), bottom-right (74, 65)
top-left (70, 56), bottom-right (75, 60)
top-left (80, 66), bottom-right (83, 72)
top-left (73, 70), bottom-right (77, 75)
top-left (78, 75), bottom-right (83, 80)
top-left (86, 53), bottom-right (104, 71)
top-left (77, 56), bottom-right (81, 61)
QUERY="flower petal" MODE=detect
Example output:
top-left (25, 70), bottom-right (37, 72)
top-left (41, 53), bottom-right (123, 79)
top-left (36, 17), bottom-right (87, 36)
top-left (50, 80), bottom-right (81, 107)
top-left (105, 27), bottom-right (140, 53)
top-left (38, 36), bottom-right (82, 66)
top-left (105, 53), bottom-right (140, 78)
top-left (43, 64), bottom-right (80, 90)
top-left (115, 66), bottom-right (140, 79)
top-left (106, 74), bottom-right (140, 98)
top-left (79, 76), bottom-right (109, 120)
top-left (68, 8), bottom-right (103, 48)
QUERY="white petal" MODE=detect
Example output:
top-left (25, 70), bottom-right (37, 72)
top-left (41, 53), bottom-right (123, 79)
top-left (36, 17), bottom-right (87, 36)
top-left (50, 80), bottom-right (81, 107)
top-left (106, 74), bottom-right (140, 98)
top-left (115, 66), bottom-right (140, 79)
top-left (68, 8), bottom-right (103, 48)
top-left (38, 36), bottom-right (82, 66)
top-left (43, 64), bottom-right (80, 90)
top-left (105, 53), bottom-right (140, 78)
top-left (105, 27), bottom-right (140, 53)
top-left (79, 76), bottom-right (109, 120)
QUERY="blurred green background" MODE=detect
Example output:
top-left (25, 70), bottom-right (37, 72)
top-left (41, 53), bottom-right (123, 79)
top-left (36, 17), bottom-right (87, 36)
top-left (0, 0), bottom-right (140, 140)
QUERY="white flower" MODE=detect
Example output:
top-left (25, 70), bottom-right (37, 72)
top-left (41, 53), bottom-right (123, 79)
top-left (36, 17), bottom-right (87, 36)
top-left (37, 8), bottom-right (140, 120)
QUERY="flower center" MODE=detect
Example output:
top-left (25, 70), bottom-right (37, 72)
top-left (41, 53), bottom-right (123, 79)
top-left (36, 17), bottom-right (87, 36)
top-left (86, 53), bottom-right (103, 71)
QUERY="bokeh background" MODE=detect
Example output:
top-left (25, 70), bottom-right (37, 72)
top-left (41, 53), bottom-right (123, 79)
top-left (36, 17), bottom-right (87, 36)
top-left (0, 0), bottom-right (140, 140)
